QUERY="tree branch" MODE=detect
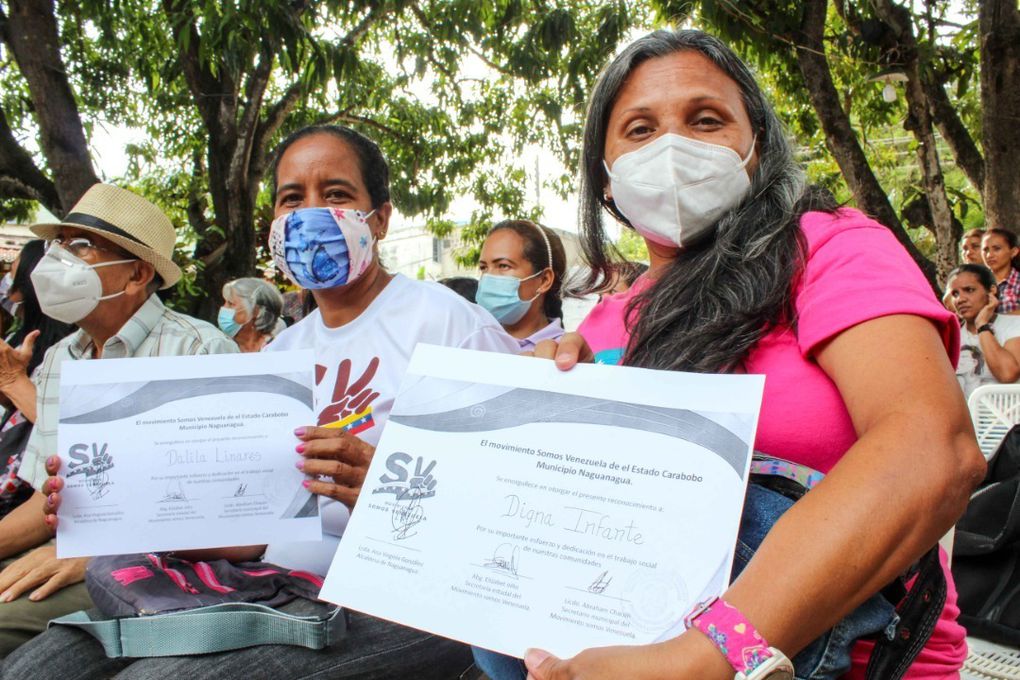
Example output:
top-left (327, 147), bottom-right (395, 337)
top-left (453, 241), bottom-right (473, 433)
top-left (0, 104), bottom-right (61, 212)
top-left (795, 0), bottom-right (938, 288)
top-left (2, 0), bottom-right (98, 213)
top-left (161, 0), bottom-right (223, 133)
top-left (334, 113), bottom-right (413, 145)
top-left (922, 73), bottom-right (985, 192)
top-left (250, 3), bottom-right (391, 180)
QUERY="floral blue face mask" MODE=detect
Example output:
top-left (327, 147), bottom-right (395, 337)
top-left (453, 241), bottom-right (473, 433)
top-left (268, 207), bottom-right (376, 290)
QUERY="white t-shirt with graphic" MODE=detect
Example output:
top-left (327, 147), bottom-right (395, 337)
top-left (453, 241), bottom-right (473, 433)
top-left (263, 274), bottom-right (519, 573)
top-left (957, 314), bottom-right (1020, 398)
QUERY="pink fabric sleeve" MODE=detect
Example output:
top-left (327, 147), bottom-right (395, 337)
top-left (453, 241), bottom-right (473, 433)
top-left (795, 209), bottom-right (959, 362)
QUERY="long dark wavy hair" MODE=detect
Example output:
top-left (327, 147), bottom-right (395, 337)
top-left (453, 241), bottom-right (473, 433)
top-left (578, 29), bottom-right (836, 372)
top-left (8, 240), bottom-right (75, 376)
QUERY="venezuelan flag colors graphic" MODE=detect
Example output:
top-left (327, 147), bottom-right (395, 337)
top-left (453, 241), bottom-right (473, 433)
top-left (324, 406), bottom-right (375, 435)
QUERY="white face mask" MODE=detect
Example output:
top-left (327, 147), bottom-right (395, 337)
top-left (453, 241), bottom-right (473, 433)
top-left (30, 244), bottom-right (134, 324)
top-left (604, 133), bottom-right (756, 248)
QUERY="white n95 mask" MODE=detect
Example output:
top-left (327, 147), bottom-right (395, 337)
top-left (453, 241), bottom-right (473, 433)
top-left (30, 244), bottom-right (134, 324)
top-left (604, 133), bottom-right (755, 248)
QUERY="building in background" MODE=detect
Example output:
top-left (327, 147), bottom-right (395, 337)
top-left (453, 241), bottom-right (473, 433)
top-left (0, 206), bottom-right (59, 272)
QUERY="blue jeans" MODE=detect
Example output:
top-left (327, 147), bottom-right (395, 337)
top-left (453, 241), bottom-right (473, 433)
top-left (473, 484), bottom-right (897, 680)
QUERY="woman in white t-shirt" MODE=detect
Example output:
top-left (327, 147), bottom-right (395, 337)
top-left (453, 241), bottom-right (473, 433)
top-left (947, 263), bottom-right (1020, 398)
top-left (25, 126), bottom-right (518, 680)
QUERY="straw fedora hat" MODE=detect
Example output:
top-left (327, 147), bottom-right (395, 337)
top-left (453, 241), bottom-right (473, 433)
top-left (30, 183), bottom-right (182, 288)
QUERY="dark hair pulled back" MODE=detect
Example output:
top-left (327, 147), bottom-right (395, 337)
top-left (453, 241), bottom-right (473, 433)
top-left (489, 220), bottom-right (567, 321)
top-left (270, 125), bottom-right (391, 209)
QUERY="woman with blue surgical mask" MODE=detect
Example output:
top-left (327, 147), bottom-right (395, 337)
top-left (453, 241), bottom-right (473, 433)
top-left (218, 277), bottom-right (284, 352)
top-left (477, 220), bottom-right (567, 350)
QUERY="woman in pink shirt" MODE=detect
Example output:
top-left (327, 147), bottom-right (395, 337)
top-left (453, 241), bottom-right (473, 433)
top-left (486, 29), bottom-right (985, 680)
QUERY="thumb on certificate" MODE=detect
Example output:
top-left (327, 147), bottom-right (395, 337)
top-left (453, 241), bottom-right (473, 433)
top-left (524, 648), bottom-right (558, 679)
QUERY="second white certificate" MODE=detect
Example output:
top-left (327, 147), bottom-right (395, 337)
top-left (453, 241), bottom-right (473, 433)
top-left (320, 344), bottom-right (764, 659)
top-left (56, 350), bottom-right (321, 558)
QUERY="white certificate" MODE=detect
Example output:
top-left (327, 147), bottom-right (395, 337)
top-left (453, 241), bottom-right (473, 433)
top-left (320, 344), bottom-right (764, 659)
top-left (56, 351), bottom-right (321, 558)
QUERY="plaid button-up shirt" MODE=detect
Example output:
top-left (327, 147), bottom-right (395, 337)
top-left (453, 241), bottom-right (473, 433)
top-left (999, 268), bottom-right (1020, 314)
top-left (18, 294), bottom-right (238, 489)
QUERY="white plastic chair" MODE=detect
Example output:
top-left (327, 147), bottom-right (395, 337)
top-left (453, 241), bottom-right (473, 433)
top-left (963, 638), bottom-right (1020, 679)
top-left (968, 384), bottom-right (1020, 460)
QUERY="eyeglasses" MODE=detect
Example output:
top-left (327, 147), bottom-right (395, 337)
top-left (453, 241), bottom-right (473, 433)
top-left (47, 236), bottom-right (133, 260)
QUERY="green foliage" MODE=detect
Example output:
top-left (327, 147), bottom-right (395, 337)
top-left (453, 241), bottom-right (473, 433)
top-left (652, 0), bottom-right (985, 257)
top-left (615, 227), bottom-right (649, 263)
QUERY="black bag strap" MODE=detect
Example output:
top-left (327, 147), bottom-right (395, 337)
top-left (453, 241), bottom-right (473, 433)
top-left (864, 546), bottom-right (947, 680)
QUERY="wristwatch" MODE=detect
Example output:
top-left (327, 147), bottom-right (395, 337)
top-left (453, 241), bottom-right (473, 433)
top-left (685, 597), bottom-right (795, 680)
top-left (978, 323), bottom-right (995, 335)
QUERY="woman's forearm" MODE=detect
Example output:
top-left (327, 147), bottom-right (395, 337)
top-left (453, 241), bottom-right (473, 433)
top-left (980, 333), bottom-right (1020, 383)
top-left (719, 418), bottom-right (980, 657)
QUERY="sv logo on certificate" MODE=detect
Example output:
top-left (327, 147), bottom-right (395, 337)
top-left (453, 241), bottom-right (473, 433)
top-left (320, 344), bottom-right (764, 659)
top-left (55, 351), bottom-right (321, 558)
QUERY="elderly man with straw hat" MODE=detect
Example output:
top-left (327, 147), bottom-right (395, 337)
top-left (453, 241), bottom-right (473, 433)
top-left (0, 184), bottom-right (238, 657)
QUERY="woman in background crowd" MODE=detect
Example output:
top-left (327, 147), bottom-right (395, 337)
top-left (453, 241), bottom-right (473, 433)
top-left (948, 263), bottom-right (1020, 398)
top-left (960, 228), bottom-right (984, 265)
top-left (982, 228), bottom-right (1020, 313)
top-left (219, 277), bottom-right (285, 352)
top-left (598, 260), bottom-right (648, 302)
top-left (477, 220), bottom-right (567, 350)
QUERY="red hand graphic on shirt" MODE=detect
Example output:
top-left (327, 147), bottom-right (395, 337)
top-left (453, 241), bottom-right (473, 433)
top-left (315, 357), bottom-right (381, 427)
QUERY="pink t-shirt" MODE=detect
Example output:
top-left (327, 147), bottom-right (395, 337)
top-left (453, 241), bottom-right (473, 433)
top-left (578, 208), bottom-right (966, 678)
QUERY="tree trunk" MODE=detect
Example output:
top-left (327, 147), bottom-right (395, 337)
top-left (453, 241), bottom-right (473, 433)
top-left (795, 0), bottom-right (939, 289)
top-left (874, 0), bottom-right (958, 285)
top-left (980, 0), bottom-right (1020, 234)
top-left (2, 0), bottom-right (98, 214)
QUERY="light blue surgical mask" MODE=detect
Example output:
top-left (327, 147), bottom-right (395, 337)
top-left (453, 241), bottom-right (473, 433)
top-left (475, 270), bottom-right (545, 325)
top-left (217, 306), bottom-right (242, 337)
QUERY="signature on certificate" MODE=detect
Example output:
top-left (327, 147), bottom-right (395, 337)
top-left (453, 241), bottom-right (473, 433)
top-left (391, 489), bottom-right (426, 540)
top-left (160, 480), bottom-right (188, 503)
top-left (483, 542), bottom-right (521, 577)
top-left (84, 473), bottom-right (112, 500)
top-left (587, 569), bottom-right (613, 594)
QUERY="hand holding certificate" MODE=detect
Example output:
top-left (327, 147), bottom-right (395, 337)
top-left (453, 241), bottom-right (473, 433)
top-left (320, 344), bottom-right (764, 660)
top-left (55, 351), bottom-right (321, 558)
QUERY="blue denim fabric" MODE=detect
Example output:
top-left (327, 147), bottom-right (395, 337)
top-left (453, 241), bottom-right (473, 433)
top-left (736, 484), bottom-right (897, 680)
top-left (472, 647), bottom-right (527, 680)
top-left (472, 483), bottom-right (897, 680)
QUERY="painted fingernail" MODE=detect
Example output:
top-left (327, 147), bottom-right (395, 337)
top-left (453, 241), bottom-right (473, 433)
top-left (295, 460), bottom-right (304, 471)
top-left (48, 493), bottom-right (57, 506)
top-left (44, 515), bottom-right (55, 528)
top-left (294, 427), bottom-right (307, 437)
top-left (28, 591), bottom-right (41, 602)
top-left (46, 455), bottom-right (59, 467)
top-left (302, 480), bottom-right (311, 489)
top-left (296, 443), bottom-right (306, 454)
